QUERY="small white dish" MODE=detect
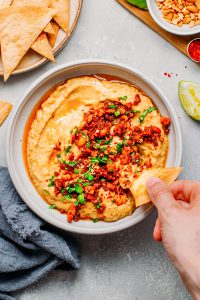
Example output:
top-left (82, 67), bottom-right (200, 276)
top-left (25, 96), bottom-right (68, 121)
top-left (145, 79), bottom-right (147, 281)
top-left (147, 0), bottom-right (200, 36)
top-left (6, 60), bottom-right (182, 235)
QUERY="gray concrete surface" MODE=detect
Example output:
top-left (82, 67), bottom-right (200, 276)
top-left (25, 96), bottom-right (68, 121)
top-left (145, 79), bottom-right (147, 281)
top-left (0, 0), bottom-right (199, 299)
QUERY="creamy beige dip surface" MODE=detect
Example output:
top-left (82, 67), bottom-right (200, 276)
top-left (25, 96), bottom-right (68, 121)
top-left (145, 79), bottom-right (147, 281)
top-left (26, 76), bottom-right (170, 223)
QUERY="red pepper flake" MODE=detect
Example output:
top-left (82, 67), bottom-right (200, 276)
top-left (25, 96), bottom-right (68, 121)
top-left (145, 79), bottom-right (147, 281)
top-left (188, 39), bottom-right (200, 62)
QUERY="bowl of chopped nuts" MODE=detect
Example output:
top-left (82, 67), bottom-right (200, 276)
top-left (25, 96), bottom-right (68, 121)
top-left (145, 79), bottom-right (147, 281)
top-left (147, 0), bottom-right (200, 36)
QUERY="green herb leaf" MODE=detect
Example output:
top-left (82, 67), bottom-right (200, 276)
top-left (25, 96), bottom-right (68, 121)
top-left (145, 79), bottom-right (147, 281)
top-left (67, 186), bottom-right (76, 193)
top-left (96, 203), bottom-right (101, 209)
top-left (96, 138), bottom-right (102, 145)
top-left (114, 110), bottom-right (120, 117)
top-left (139, 107), bottom-right (157, 123)
top-left (108, 104), bottom-right (117, 109)
top-left (49, 204), bottom-right (56, 209)
top-left (126, 0), bottom-right (148, 10)
top-left (62, 194), bottom-right (72, 200)
top-left (56, 153), bottom-right (61, 158)
top-left (78, 193), bottom-right (85, 204)
top-left (92, 218), bottom-right (99, 223)
top-left (90, 157), bottom-right (100, 164)
top-left (66, 161), bottom-right (78, 167)
top-left (74, 169), bottom-right (80, 174)
top-left (120, 95), bottom-right (127, 101)
top-left (86, 142), bottom-right (91, 148)
top-left (84, 172), bottom-right (94, 181)
top-left (105, 138), bottom-right (112, 145)
top-left (116, 143), bottom-right (123, 154)
top-left (82, 182), bottom-right (93, 187)
top-left (100, 146), bottom-right (107, 152)
top-left (48, 176), bottom-right (55, 187)
top-left (74, 201), bottom-right (79, 206)
top-left (74, 183), bottom-right (83, 194)
top-left (65, 145), bottom-right (71, 154)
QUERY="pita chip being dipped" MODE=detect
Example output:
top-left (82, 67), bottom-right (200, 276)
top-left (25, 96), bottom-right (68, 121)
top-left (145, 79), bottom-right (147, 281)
top-left (50, 0), bottom-right (69, 33)
top-left (0, 6), bottom-right (56, 81)
top-left (130, 167), bottom-right (183, 207)
top-left (0, 100), bottom-right (13, 125)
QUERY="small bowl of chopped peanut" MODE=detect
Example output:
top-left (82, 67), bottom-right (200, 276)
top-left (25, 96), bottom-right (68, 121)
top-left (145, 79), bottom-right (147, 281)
top-left (147, 0), bottom-right (200, 36)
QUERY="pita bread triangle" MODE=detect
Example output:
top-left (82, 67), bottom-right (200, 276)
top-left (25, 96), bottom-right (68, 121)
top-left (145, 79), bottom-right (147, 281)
top-left (130, 167), bottom-right (183, 207)
top-left (50, 0), bottom-right (69, 33)
top-left (11, 0), bottom-right (55, 57)
top-left (48, 20), bottom-right (59, 48)
top-left (31, 32), bottom-right (55, 62)
top-left (0, 0), bottom-right (12, 9)
top-left (0, 6), bottom-right (56, 81)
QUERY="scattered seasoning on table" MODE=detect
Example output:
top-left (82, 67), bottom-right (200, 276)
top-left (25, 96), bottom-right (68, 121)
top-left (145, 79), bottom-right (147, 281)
top-left (188, 39), bottom-right (200, 62)
top-left (163, 72), bottom-right (178, 78)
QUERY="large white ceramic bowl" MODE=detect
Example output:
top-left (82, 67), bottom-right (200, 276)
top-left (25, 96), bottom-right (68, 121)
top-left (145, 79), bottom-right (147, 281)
top-left (147, 0), bottom-right (200, 36)
top-left (6, 60), bottom-right (182, 235)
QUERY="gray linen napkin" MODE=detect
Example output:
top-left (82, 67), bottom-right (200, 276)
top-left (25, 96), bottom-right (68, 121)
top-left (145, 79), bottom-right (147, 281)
top-left (0, 166), bottom-right (80, 300)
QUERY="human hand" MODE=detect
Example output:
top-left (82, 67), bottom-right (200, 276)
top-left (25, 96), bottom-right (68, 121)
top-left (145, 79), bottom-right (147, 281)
top-left (146, 178), bottom-right (200, 300)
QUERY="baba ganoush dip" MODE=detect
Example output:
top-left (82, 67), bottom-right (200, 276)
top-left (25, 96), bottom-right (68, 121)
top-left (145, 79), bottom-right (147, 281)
top-left (25, 76), bottom-right (171, 223)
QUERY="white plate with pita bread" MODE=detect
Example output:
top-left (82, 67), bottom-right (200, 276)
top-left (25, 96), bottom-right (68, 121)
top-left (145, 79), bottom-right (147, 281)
top-left (0, 0), bottom-right (83, 81)
top-left (6, 60), bottom-right (183, 235)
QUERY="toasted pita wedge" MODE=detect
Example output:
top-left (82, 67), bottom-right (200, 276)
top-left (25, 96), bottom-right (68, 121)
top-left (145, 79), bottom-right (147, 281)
top-left (0, 0), bottom-right (12, 8)
top-left (48, 20), bottom-right (59, 48)
top-left (12, 0), bottom-right (54, 34)
top-left (0, 100), bottom-right (13, 125)
top-left (50, 0), bottom-right (69, 33)
top-left (0, 6), bottom-right (56, 81)
top-left (11, 0), bottom-right (55, 54)
top-left (44, 22), bottom-right (55, 34)
top-left (130, 168), bottom-right (183, 207)
top-left (31, 32), bottom-right (55, 62)
top-left (12, 0), bottom-right (49, 6)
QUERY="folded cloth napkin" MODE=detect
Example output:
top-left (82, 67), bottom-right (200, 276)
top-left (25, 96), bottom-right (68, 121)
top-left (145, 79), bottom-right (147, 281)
top-left (0, 166), bottom-right (80, 300)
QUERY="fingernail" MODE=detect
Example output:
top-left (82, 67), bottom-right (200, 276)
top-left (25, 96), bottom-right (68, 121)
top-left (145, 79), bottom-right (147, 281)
top-left (146, 177), bottom-right (161, 189)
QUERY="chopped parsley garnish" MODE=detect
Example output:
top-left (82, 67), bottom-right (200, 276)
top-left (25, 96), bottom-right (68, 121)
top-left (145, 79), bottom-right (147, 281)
top-left (86, 142), bottom-right (91, 148)
top-left (56, 153), bottom-right (61, 158)
top-left (100, 146), bottom-right (107, 152)
top-left (96, 203), bottom-right (102, 209)
top-left (84, 171), bottom-right (94, 181)
top-left (78, 193), bottom-right (85, 204)
top-left (74, 169), bottom-right (80, 174)
top-left (65, 145), bottom-right (71, 154)
top-left (96, 138), bottom-right (102, 144)
top-left (77, 178), bottom-right (83, 183)
top-left (80, 131), bottom-right (89, 140)
top-left (66, 161), bottom-right (78, 167)
top-left (116, 143), bottom-right (123, 154)
top-left (74, 201), bottom-right (79, 206)
top-left (90, 157), bottom-right (99, 164)
top-left (105, 138), bottom-right (112, 145)
top-left (74, 183), bottom-right (83, 194)
top-left (109, 169), bottom-right (114, 172)
top-left (133, 109), bottom-right (140, 113)
top-left (135, 159), bottom-right (140, 165)
top-left (49, 204), bottom-right (56, 209)
top-left (108, 104), bottom-right (117, 109)
top-left (126, 111), bottom-right (131, 115)
top-left (120, 95), bottom-right (127, 101)
top-left (139, 107), bottom-right (157, 123)
top-left (82, 182), bottom-right (93, 187)
top-left (66, 185), bottom-right (76, 193)
top-left (43, 189), bottom-right (50, 195)
top-left (62, 194), bottom-right (72, 200)
top-left (92, 218), bottom-right (99, 223)
top-left (114, 110), bottom-right (120, 117)
top-left (94, 143), bottom-right (100, 149)
top-left (48, 176), bottom-right (55, 187)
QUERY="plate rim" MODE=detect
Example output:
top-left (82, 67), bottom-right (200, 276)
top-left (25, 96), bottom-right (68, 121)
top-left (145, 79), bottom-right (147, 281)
top-left (6, 59), bottom-right (183, 235)
top-left (0, 0), bottom-right (83, 77)
top-left (146, 0), bottom-right (200, 36)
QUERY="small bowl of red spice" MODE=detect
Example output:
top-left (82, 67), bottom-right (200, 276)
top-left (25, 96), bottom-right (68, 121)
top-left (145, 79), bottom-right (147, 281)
top-left (187, 38), bottom-right (200, 63)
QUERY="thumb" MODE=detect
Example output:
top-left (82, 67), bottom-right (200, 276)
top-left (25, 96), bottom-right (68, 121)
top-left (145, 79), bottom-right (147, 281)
top-left (146, 177), bottom-right (176, 215)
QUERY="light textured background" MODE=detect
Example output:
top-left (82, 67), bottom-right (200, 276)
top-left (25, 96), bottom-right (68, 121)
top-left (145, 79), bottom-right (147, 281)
top-left (0, 0), bottom-right (199, 299)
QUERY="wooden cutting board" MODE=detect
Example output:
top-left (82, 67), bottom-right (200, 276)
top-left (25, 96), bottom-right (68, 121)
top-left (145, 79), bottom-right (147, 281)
top-left (117, 0), bottom-right (200, 58)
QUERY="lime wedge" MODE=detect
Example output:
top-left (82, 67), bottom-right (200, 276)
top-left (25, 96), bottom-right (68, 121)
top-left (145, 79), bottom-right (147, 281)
top-left (178, 80), bottom-right (200, 121)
